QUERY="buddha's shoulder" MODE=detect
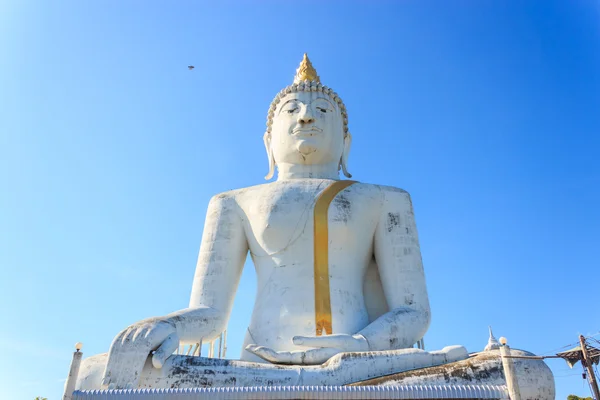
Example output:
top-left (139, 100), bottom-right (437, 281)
top-left (354, 182), bottom-right (411, 200)
top-left (352, 184), bottom-right (413, 213)
top-left (210, 182), bottom-right (274, 198)
top-left (208, 181), bottom-right (411, 203)
top-left (207, 183), bottom-right (275, 205)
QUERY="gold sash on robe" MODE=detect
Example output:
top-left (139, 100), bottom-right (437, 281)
top-left (313, 180), bottom-right (357, 336)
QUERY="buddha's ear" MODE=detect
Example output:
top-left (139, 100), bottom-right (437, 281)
top-left (340, 132), bottom-right (352, 178)
top-left (264, 131), bottom-right (276, 180)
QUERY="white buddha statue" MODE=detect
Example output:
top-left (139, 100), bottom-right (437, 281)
top-left (72, 56), bottom-right (553, 399)
top-left (96, 53), bottom-right (436, 389)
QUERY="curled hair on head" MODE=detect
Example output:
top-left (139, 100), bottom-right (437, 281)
top-left (265, 80), bottom-right (350, 137)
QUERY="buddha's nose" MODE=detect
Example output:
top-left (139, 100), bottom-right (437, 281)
top-left (297, 108), bottom-right (315, 125)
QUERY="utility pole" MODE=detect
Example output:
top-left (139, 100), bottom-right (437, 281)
top-left (580, 334), bottom-right (600, 400)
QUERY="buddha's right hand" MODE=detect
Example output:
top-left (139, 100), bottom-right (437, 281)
top-left (101, 317), bottom-right (180, 390)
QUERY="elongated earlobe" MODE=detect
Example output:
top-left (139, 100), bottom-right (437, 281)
top-left (340, 132), bottom-right (352, 178)
top-left (264, 132), bottom-right (276, 180)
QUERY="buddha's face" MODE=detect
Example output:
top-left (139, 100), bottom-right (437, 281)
top-left (270, 90), bottom-right (344, 166)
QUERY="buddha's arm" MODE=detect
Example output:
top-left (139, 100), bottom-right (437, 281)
top-left (102, 193), bottom-right (247, 389)
top-left (141, 193), bottom-right (248, 344)
top-left (358, 187), bottom-right (431, 350)
top-left (178, 193), bottom-right (248, 343)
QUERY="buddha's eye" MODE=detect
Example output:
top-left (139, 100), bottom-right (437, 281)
top-left (284, 107), bottom-right (298, 114)
top-left (317, 107), bottom-right (328, 113)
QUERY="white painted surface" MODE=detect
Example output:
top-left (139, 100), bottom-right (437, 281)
top-left (98, 85), bottom-right (432, 389)
top-left (500, 345), bottom-right (522, 400)
top-left (63, 351), bottom-right (83, 400)
top-left (357, 349), bottom-right (555, 400)
top-left (78, 346), bottom-right (468, 390)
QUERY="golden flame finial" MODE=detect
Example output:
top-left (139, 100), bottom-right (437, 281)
top-left (294, 53), bottom-right (320, 83)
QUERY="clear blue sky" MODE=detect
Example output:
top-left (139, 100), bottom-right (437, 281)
top-left (1, 1), bottom-right (599, 399)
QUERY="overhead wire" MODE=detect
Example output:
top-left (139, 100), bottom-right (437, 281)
top-left (538, 333), bottom-right (600, 358)
top-left (539, 341), bottom-right (580, 357)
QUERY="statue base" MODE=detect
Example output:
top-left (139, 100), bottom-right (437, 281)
top-left (74, 347), bottom-right (554, 399)
top-left (77, 346), bottom-right (467, 390)
top-left (352, 348), bottom-right (555, 399)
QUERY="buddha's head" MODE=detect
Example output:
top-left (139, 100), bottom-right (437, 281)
top-left (264, 54), bottom-right (351, 180)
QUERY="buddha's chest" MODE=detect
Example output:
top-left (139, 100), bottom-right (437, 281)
top-left (239, 181), bottom-right (379, 256)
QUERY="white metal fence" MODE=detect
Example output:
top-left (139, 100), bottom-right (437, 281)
top-left (73, 384), bottom-right (509, 399)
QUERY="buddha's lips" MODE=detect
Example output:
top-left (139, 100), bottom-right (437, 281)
top-left (292, 128), bottom-right (322, 137)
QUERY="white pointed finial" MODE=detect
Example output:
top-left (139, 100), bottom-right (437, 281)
top-left (484, 326), bottom-right (501, 351)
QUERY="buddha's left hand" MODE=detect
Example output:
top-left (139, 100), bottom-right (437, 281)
top-left (245, 334), bottom-right (369, 365)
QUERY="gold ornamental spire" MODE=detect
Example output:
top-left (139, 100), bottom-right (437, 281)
top-left (294, 53), bottom-right (320, 83)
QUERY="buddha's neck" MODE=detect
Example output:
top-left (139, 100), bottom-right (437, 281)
top-left (276, 162), bottom-right (340, 180)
